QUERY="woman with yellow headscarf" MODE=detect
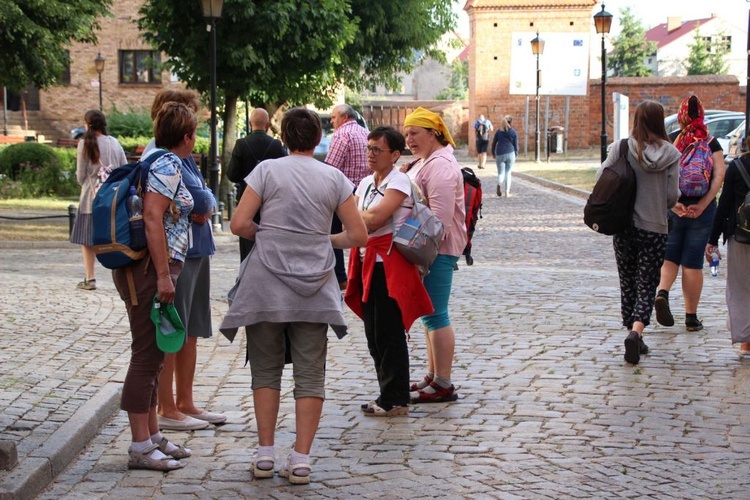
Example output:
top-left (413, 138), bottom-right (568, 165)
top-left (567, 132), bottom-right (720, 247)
top-left (402, 107), bottom-right (467, 403)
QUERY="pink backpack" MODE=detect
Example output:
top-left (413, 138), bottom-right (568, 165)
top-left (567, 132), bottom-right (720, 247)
top-left (679, 137), bottom-right (713, 197)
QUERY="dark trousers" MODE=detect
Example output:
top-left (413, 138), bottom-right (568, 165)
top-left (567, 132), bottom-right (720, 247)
top-left (113, 257), bottom-right (182, 413)
top-left (331, 213), bottom-right (347, 283)
top-left (613, 226), bottom-right (668, 329)
top-left (362, 263), bottom-right (410, 408)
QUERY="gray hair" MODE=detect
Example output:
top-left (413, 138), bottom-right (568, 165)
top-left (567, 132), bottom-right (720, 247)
top-left (335, 103), bottom-right (357, 120)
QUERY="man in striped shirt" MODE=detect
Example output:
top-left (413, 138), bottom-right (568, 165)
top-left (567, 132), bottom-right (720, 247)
top-left (325, 104), bottom-right (369, 289)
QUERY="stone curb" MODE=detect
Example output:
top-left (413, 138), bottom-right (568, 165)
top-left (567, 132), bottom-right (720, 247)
top-left (514, 172), bottom-right (590, 199)
top-left (0, 383), bottom-right (121, 500)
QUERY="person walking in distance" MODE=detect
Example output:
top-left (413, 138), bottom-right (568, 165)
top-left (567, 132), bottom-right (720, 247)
top-left (473, 114), bottom-right (493, 170)
top-left (598, 101), bottom-right (681, 365)
top-left (491, 116), bottom-right (518, 197)
top-left (654, 95), bottom-right (725, 332)
top-left (70, 109), bottom-right (127, 290)
top-left (325, 103), bottom-right (369, 289)
top-left (227, 108), bottom-right (287, 261)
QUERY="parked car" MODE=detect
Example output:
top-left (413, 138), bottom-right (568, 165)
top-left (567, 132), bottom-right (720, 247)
top-left (313, 110), bottom-right (369, 161)
top-left (725, 120), bottom-right (747, 162)
top-left (664, 110), bottom-right (742, 135)
top-left (704, 113), bottom-right (746, 152)
top-left (70, 126), bottom-right (85, 139)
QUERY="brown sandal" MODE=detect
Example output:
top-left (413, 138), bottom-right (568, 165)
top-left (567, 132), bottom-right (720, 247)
top-left (128, 443), bottom-right (184, 471)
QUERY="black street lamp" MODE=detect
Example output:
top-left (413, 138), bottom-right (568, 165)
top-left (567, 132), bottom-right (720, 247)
top-left (745, 2), bottom-right (749, 142)
top-left (201, 0), bottom-right (224, 201)
top-left (594, 5), bottom-right (613, 163)
top-left (94, 53), bottom-right (105, 111)
top-left (530, 32), bottom-right (545, 162)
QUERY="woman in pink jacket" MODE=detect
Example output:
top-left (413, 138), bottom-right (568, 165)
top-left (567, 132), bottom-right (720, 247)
top-left (402, 107), bottom-right (467, 403)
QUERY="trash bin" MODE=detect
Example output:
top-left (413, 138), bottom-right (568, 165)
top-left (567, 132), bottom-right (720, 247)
top-left (547, 126), bottom-right (564, 154)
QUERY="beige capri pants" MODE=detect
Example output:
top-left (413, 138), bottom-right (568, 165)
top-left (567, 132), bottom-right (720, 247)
top-left (246, 321), bottom-right (328, 399)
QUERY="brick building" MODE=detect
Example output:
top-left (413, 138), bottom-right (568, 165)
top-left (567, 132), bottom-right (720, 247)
top-left (6, 0), bottom-right (176, 141)
top-left (463, 0), bottom-right (746, 155)
top-left (464, 0), bottom-right (598, 154)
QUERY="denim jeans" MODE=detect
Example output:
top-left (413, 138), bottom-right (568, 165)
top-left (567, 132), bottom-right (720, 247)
top-left (495, 152), bottom-right (516, 195)
top-left (665, 201), bottom-right (717, 269)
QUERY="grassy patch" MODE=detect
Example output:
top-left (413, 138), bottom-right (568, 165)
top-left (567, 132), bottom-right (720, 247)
top-left (515, 165), bottom-right (596, 191)
top-left (0, 198), bottom-right (77, 210)
top-left (0, 221), bottom-right (69, 241)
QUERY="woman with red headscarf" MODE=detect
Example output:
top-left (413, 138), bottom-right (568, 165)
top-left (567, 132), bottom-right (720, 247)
top-left (654, 95), bottom-right (725, 332)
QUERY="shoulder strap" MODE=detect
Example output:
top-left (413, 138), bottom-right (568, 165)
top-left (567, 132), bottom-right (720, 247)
top-left (619, 139), bottom-right (630, 163)
top-left (137, 149), bottom-right (169, 191)
top-left (734, 159), bottom-right (750, 188)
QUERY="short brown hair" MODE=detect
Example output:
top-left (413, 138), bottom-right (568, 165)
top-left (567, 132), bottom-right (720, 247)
top-left (150, 89), bottom-right (200, 120)
top-left (154, 102), bottom-right (197, 150)
top-left (281, 107), bottom-right (322, 153)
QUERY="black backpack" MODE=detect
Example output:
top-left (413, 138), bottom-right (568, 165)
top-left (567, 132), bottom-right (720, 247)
top-left (584, 139), bottom-right (637, 235)
top-left (476, 122), bottom-right (489, 141)
top-left (732, 159), bottom-right (750, 244)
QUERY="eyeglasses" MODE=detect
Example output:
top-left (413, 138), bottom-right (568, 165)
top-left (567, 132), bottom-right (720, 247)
top-left (365, 145), bottom-right (393, 156)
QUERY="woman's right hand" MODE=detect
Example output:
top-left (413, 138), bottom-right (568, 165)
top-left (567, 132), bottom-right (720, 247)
top-left (156, 274), bottom-right (175, 303)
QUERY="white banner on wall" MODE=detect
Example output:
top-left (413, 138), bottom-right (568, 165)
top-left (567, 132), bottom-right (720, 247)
top-left (509, 32), bottom-right (590, 96)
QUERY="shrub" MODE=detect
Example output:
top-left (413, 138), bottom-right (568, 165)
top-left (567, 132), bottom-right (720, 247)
top-left (0, 143), bottom-right (79, 198)
top-left (117, 136), bottom-right (152, 154)
top-left (107, 105), bottom-right (153, 138)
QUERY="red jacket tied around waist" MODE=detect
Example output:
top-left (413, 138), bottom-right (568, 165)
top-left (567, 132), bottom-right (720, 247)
top-left (344, 233), bottom-right (433, 331)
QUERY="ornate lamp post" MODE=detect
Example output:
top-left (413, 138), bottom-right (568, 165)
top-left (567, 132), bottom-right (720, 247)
top-left (94, 53), bottom-right (105, 111)
top-left (530, 33), bottom-right (545, 162)
top-left (201, 0), bottom-right (224, 199)
top-left (594, 5), bottom-right (613, 163)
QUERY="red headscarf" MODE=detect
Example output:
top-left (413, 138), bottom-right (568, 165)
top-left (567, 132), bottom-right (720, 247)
top-left (673, 95), bottom-right (708, 153)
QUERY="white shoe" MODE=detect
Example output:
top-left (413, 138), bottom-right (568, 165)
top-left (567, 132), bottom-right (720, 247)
top-left (157, 415), bottom-right (209, 431)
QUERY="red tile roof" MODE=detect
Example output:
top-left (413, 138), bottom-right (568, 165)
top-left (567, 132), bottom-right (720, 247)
top-left (646, 16), bottom-right (714, 49)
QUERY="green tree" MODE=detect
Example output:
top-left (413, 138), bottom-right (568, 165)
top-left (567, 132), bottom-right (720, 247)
top-left (0, 0), bottom-right (112, 91)
top-left (436, 59), bottom-right (468, 100)
top-left (138, 0), bottom-right (455, 196)
top-left (607, 7), bottom-right (655, 77)
top-left (686, 28), bottom-right (729, 75)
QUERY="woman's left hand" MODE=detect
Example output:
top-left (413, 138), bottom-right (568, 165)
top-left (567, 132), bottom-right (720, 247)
top-left (686, 203), bottom-right (705, 219)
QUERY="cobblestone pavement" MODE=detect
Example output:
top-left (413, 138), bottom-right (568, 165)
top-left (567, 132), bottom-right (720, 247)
top-left (2, 155), bottom-right (750, 498)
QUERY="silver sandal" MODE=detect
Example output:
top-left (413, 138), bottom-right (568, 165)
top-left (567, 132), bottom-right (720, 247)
top-left (157, 437), bottom-right (191, 459)
top-left (127, 443), bottom-right (184, 471)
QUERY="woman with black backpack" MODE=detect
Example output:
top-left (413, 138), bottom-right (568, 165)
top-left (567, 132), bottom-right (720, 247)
top-left (599, 101), bottom-right (681, 365)
top-left (706, 135), bottom-right (750, 355)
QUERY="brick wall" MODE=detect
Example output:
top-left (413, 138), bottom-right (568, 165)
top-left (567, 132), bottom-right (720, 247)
top-left (464, 1), bottom-right (749, 154)
top-left (589, 76), bottom-right (744, 146)
top-left (466, 0), bottom-right (599, 154)
top-left (38, 0), bottom-right (178, 139)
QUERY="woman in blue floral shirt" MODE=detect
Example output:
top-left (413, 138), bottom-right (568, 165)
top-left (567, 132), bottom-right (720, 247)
top-left (112, 102), bottom-right (195, 471)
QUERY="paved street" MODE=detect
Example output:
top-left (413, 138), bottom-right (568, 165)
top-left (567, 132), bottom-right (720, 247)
top-left (2, 156), bottom-right (749, 498)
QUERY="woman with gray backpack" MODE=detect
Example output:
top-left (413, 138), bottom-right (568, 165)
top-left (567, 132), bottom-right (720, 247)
top-left (706, 135), bottom-right (750, 356)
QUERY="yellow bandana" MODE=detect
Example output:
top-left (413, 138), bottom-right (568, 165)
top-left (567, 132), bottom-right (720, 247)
top-left (404, 107), bottom-right (455, 148)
